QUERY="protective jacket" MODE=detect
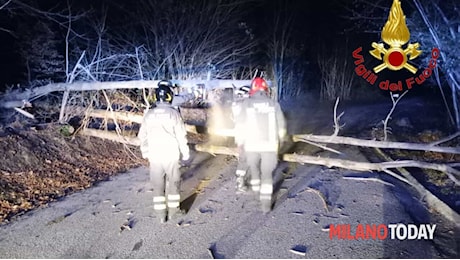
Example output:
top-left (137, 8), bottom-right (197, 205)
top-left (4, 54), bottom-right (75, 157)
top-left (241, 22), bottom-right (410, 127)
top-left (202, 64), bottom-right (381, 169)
top-left (138, 103), bottom-right (189, 161)
top-left (234, 92), bottom-right (286, 152)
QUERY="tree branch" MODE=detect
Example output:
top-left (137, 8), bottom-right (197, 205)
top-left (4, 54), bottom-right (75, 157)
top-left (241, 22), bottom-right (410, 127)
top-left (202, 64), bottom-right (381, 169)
top-left (383, 91), bottom-right (408, 141)
top-left (293, 134), bottom-right (460, 155)
top-left (0, 0), bottom-right (12, 10)
top-left (429, 131), bottom-right (460, 146)
top-left (283, 154), bottom-right (459, 185)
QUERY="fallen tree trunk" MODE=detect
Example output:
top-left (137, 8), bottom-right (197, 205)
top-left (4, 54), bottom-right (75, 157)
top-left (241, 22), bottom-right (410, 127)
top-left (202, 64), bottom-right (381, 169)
top-left (80, 129), bottom-right (140, 146)
top-left (89, 109), bottom-right (143, 123)
top-left (293, 134), bottom-right (460, 155)
top-left (1, 81), bottom-right (155, 109)
top-left (87, 109), bottom-right (198, 133)
top-left (194, 144), bottom-right (459, 184)
top-left (79, 126), bottom-right (199, 146)
top-left (0, 79), bottom-right (256, 109)
top-left (207, 127), bottom-right (235, 137)
top-left (195, 143), bottom-right (239, 157)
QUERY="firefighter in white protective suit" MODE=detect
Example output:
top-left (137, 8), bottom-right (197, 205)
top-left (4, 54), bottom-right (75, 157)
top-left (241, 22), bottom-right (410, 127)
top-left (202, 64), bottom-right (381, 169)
top-left (233, 77), bottom-right (287, 213)
top-left (138, 80), bottom-right (190, 223)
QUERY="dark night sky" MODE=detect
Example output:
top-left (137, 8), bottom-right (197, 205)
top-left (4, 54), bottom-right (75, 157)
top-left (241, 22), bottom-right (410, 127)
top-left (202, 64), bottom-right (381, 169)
top-left (0, 0), bottom-right (354, 86)
top-left (0, 0), bottom-right (412, 89)
top-left (0, 17), bottom-right (22, 88)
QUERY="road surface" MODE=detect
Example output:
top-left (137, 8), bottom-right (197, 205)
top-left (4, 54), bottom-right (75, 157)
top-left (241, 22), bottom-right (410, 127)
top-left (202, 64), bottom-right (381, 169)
top-left (0, 95), bottom-right (457, 258)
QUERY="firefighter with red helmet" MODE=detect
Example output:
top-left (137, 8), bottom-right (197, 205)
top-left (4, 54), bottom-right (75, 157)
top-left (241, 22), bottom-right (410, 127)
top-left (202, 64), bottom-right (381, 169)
top-left (234, 77), bottom-right (287, 213)
top-left (138, 80), bottom-right (190, 223)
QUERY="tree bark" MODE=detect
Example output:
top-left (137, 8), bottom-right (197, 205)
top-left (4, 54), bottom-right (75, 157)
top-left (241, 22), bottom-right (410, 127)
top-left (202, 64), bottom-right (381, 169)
top-left (89, 109), bottom-right (144, 123)
top-left (195, 143), bottom-right (239, 157)
top-left (58, 90), bottom-right (70, 123)
top-left (87, 109), bottom-right (197, 134)
top-left (79, 128), bottom-right (140, 146)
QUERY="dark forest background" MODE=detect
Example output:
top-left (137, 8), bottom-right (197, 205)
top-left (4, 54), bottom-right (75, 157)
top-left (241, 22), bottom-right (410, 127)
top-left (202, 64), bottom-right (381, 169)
top-left (0, 0), bottom-right (458, 118)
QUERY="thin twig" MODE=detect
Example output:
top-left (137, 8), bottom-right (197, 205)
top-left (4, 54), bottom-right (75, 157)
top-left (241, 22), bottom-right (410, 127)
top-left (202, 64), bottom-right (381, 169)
top-left (382, 169), bottom-right (412, 186)
top-left (304, 188), bottom-right (329, 213)
top-left (306, 188), bottom-right (329, 213)
top-left (342, 176), bottom-right (395, 187)
top-left (332, 97), bottom-right (345, 137)
top-left (383, 90), bottom-right (408, 141)
top-left (0, 0), bottom-right (12, 10)
top-left (429, 131), bottom-right (460, 146)
top-left (207, 244), bottom-right (216, 259)
top-left (13, 107), bottom-right (35, 119)
top-left (296, 138), bottom-right (342, 155)
top-left (207, 248), bottom-right (215, 259)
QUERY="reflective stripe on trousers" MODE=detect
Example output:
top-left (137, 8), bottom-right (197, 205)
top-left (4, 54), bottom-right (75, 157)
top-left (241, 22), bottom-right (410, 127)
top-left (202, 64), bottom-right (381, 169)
top-left (149, 158), bottom-right (181, 211)
top-left (167, 194), bottom-right (180, 208)
top-left (250, 179), bottom-right (261, 191)
top-left (153, 196), bottom-right (167, 210)
top-left (260, 183), bottom-right (272, 201)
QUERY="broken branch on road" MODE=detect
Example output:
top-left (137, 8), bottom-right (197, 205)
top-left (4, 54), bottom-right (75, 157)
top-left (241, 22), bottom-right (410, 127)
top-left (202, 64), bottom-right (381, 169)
top-left (283, 153), bottom-right (460, 186)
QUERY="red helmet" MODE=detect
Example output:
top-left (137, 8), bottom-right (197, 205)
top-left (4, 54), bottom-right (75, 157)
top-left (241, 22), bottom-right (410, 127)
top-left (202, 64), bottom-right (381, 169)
top-left (249, 77), bottom-right (269, 96)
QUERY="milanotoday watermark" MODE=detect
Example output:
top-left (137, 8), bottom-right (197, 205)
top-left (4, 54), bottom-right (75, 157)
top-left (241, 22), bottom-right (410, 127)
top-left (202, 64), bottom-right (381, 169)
top-left (329, 223), bottom-right (436, 240)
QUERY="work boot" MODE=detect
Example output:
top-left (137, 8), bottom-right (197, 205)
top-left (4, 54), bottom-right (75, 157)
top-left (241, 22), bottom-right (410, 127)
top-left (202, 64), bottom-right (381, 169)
top-left (156, 211), bottom-right (167, 223)
top-left (261, 199), bottom-right (272, 214)
top-left (236, 176), bottom-right (248, 194)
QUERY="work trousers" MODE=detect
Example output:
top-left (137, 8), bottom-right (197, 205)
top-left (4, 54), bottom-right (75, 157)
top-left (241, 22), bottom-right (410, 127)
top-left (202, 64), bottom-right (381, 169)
top-left (235, 147), bottom-right (248, 188)
top-left (149, 158), bottom-right (181, 218)
top-left (245, 151), bottom-right (277, 208)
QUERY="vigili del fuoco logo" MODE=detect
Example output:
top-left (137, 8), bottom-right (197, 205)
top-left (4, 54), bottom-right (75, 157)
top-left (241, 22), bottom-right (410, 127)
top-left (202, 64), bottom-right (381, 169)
top-left (352, 0), bottom-right (440, 92)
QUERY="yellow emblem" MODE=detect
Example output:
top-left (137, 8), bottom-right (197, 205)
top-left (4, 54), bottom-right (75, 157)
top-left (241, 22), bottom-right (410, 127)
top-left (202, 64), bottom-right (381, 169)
top-left (369, 0), bottom-right (421, 74)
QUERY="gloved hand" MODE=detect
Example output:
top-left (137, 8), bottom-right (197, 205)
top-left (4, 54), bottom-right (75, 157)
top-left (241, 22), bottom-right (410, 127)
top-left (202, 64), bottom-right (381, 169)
top-left (140, 149), bottom-right (149, 159)
top-left (180, 150), bottom-right (192, 167)
top-left (278, 134), bottom-right (292, 155)
top-left (181, 151), bottom-right (190, 161)
top-left (278, 129), bottom-right (287, 139)
top-left (140, 142), bottom-right (149, 159)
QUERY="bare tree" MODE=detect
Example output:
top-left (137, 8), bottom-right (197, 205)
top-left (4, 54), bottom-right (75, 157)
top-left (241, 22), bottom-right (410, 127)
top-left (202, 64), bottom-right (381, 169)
top-left (7, 0), bottom-right (260, 87)
top-left (317, 46), bottom-right (354, 101)
top-left (4, 0), bottom-right (87, 85)
top-left (0, 0), bottom-right (12, 10)
top-left (409, 0), bottom-right (460, 130)
top-left (17, 20), bottom-right (65, 82)
top-left (265, 0), bottom-right (304, 101)
top-left (382, 91), bottom-right (409, 141)
top-left (126, 0), bottom-right (258, 81)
